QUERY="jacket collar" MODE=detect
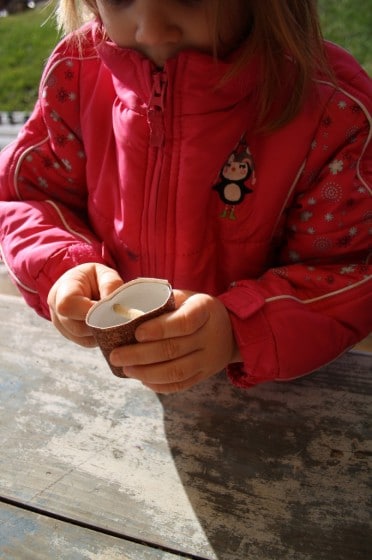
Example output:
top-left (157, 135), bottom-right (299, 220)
top-left (93, 22), bottom-right (261, 116)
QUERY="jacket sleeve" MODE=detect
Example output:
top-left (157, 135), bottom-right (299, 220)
top-left (0, 37), bottom-right (110, 318)
top-left (219, 71), bottom-right (372, 388)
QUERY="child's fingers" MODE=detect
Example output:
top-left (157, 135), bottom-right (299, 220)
top-left (110, 333), bottom-right (201, 368)
top-left (49, 310), bottom-right (97, 347)
top-left (54, 293), bottom-right (94, 320)
top-left (143, 370), bottom-right (206, 394)
top-left (94, 264), bottom-right (124, 299)
top-left (47, 263), bottom-right (124, 347)
top-left (122, 349), bottom-right (204, 385)
top-left (134, 292), bottom-right (210, 342)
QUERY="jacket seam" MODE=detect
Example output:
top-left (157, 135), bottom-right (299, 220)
top-left (0, 244), bottom-right (38, 294)
top-left (40, 54), bottom-right (99, 92)
top-left (270, 159), bottom-right (307, 238)
top-left (265, 274), bottom-right (371, 306)
top-left (45, 200), bottom-right (94, 245)
top-left (13, 137), bottom-right (49, 200)
top-left (314, 78), bottom-right (372, 196)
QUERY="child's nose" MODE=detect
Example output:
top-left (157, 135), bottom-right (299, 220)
top-left (135, 10), bottom-right (182, 47)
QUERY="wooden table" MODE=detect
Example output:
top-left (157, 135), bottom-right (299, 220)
top-left (0, 294), bottom-right (371, 560)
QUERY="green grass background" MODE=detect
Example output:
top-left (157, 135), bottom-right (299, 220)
top-left (0, 1), bottom-right (59, 110)
top-left (0, 0), bottom-right (371, 111)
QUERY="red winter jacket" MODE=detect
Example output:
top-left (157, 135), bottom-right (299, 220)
top-left (0, 22), bottom-right (371, 387)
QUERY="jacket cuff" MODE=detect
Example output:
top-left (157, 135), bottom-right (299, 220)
top-left (219, 285), bottom-right (278, 387)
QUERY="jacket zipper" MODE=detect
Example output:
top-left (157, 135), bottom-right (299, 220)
top-left (147, 71), bottom-right (167, 148)
top-left (144, 71), bottom-right (168, 276)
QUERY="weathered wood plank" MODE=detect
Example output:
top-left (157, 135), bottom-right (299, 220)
top-left (0, 501), bottom-right (190, 560)
top-left (0, 294), bottom-right (371, 560)
top-left (352, 332), bottom-right (372, 354)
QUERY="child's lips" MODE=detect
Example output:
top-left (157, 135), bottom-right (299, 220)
top-left (140, 46), bottom-right (182, 68)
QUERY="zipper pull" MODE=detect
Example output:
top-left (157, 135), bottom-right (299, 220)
top-left (147, 72), bottom-right (166, 147)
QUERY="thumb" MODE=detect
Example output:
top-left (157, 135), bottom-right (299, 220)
top-left (95, 264), bottom-right (124, 299)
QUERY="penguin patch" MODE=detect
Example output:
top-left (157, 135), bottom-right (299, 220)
top-left (213, 144), bottom-right (256, 220)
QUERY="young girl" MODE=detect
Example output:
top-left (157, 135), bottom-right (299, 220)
top-left (0, 0), bottom-right (371, 393)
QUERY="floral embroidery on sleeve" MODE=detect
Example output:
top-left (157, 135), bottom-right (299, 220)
top-left (279, 88), bottom-right (372, 288)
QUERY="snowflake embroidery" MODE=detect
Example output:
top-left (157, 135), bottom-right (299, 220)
top-left (322, 115), bottom-right (332, 127)
top-left (69, 92), bottom-right (77, 101)
top-left (308, 197), bottom-right (317, 206)
top-left (349, 227), bottom-right (358, 237)
top-left (321, 183), bottom-right (343, 202)
top-left (346, 126), bottom-right (359, 144)
top-left (55, 135), bottom-right (67, 147)
top-left (43, 157), bottom-right (54, 168)
top-left (311, 140), bottom-right (317, 150)
top-left (337, 235), bottom-right (351, 248)
top-left (50, 110), bottom-right (60, 122)
top-left (342, 149), bottom-right (353, 162)
top-left (314, 237), bottom-right (332, 252)
top-left (357, 263), bottom-right (369, 275)
top-left (358, 186), bottom-right (367, 194)
top-left (338, 101), bottom-right (347, 109)
top-left (340, 265), bottom-right (356, 275)
top-left (329, 159), bottom-right (344, 175)
top-left (274, 267), bottom-right (289, 278)
top-left (64, 70), bottom-right (74, 80)
top-left (307, 227), bottom-right (316, 234)
top-left (300, 211), bottom-right (313, 222)
top-left (324, 212), bottom-right (334, 222)
top-left (62, 159), bottom-right (72, 172)
top-left (38, 177), bottom-right (48, 189)
top-left (57, 88), bottom-right (70, 103)
top-left (289, 250), bottom-right (300, 262)
top-left (350, 104), bottom-right (362, 114)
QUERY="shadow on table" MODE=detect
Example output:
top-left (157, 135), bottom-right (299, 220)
top-left (158, 362), bottom-right (371, 560)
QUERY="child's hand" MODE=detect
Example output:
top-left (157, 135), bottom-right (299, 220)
top-left (109, 290), bottom-right (240, 393)
top-left (47, 263), bottom-right (123, 347)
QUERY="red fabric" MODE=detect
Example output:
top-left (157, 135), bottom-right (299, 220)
top-left (0, 23), bottom-right (371, 385)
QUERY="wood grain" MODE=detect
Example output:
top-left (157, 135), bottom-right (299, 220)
top-left (0, 501), bottom-right (187, 560)
top-left (0, 294), bottom-right (371, 560)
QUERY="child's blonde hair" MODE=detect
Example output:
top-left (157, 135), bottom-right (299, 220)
top-left (55, 0), bottom-right (331, 130)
